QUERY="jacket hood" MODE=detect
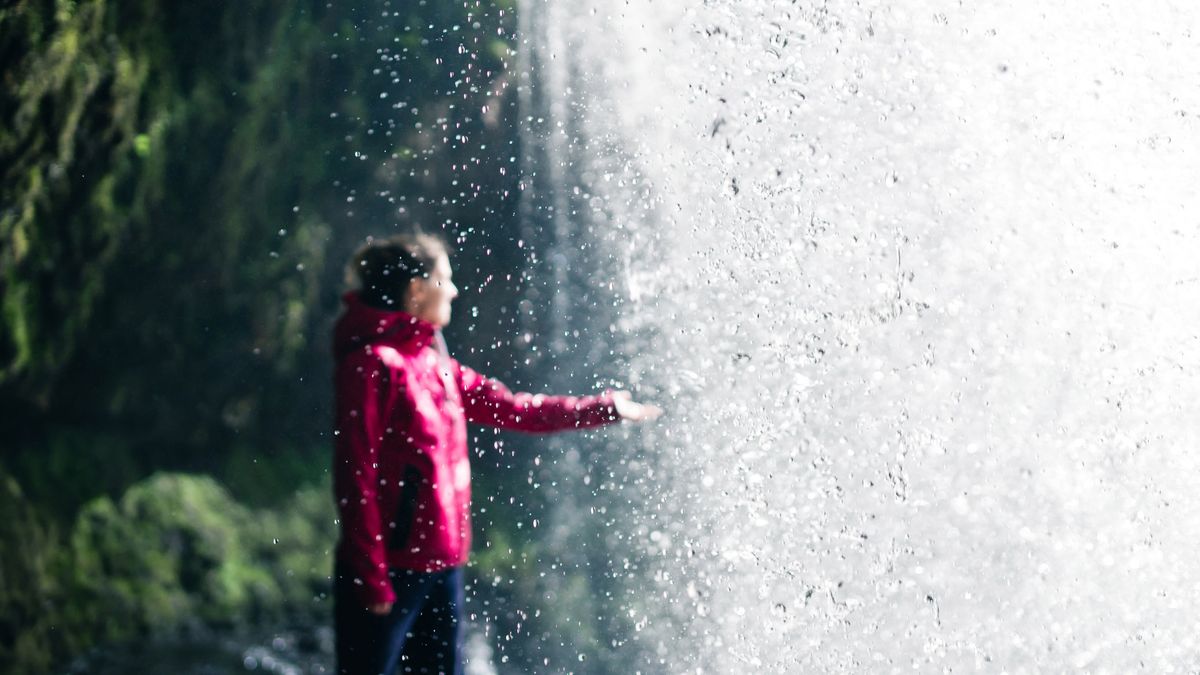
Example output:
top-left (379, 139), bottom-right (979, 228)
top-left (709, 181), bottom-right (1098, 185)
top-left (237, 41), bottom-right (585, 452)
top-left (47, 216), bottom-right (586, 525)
top-left (334, 291), bottom-right (438, 360)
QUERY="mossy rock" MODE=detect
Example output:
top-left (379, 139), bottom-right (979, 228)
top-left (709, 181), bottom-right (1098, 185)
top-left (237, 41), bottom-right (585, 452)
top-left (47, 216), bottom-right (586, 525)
top-left (69, 472), bottom-right (280, 633)
top-left (248, 484), bottom-right (336, 619)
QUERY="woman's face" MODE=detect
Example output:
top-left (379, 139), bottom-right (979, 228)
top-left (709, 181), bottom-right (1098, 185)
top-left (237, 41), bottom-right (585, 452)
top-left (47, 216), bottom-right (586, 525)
top-left (406, 253), bottom-right (458, 327)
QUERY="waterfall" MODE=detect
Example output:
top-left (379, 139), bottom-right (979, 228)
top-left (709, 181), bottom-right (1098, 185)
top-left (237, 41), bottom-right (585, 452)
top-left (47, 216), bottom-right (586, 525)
top-left (519, 0), bottom-right (1200, 671)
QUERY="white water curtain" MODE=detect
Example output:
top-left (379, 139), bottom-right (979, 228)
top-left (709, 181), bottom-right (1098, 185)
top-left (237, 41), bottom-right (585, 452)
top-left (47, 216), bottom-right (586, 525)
top-left (519, 1), bottom-right (1200, 671)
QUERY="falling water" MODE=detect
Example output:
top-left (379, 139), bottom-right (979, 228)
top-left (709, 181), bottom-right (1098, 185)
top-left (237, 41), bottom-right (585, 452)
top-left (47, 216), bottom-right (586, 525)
top-left (518, 0), bottom-right (1200, 672)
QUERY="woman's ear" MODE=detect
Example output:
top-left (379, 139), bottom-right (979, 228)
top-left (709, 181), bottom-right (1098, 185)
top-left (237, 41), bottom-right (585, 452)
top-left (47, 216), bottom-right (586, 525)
top-left (404, 277), bottom-right (424, 312)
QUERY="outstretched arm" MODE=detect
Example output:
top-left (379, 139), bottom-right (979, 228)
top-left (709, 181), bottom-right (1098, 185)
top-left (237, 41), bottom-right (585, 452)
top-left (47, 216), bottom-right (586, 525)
top-left (456, 363), bottom-right (660, 431)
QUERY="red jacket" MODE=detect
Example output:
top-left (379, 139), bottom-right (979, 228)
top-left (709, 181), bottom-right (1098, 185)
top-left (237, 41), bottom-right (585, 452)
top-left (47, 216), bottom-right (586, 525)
top-left (333, 292), bottom-right (620, 606)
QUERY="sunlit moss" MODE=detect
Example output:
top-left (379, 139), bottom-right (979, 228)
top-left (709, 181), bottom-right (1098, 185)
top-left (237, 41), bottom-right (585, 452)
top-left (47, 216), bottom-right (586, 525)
top-left (66, 473), bottom-right (332, 652)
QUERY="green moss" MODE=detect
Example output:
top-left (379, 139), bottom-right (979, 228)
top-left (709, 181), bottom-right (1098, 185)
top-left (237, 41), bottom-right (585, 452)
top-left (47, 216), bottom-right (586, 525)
top-left (0, 471), bottom-right (58, 675)
top-left (132, 133), bottom-right (151, 156)
top-left (1, 0), bottom-right (145, 397)
top-left (70, 494), bottom-right (188, 638)
top-left (0, 471), bottom-right (339, 673)
top-left (249, 484), bottom-right (337, 617)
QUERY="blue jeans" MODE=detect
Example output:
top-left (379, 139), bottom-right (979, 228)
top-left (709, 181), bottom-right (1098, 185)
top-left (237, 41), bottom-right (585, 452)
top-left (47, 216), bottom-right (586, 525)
top-left (334, 563), bottom-right (465, 675)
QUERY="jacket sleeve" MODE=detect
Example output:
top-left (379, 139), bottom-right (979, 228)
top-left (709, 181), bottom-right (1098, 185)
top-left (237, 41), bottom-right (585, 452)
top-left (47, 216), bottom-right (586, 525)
top-left (333, 352), bottom-right (396, 607)
top-left (456, 361), bottom-right (620, 432)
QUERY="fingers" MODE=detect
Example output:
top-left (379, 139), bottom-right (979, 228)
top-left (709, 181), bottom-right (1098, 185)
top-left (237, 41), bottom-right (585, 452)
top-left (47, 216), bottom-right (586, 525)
top-left (626, 401), bottom-right (663, 421)
top-left (369, 601), bottom-right (393, 615)
top-left (611, 390), bottom-right (663, 421)
top-left (637, 402), bottom-right (664, 420)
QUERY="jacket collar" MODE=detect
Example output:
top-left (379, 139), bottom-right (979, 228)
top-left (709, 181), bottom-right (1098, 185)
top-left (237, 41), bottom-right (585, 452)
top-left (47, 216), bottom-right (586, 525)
top-left (334, 291), bottom-right (438, 358)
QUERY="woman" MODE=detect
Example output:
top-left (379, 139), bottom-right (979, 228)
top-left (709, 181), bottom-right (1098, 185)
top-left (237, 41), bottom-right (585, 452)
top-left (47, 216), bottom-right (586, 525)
top-left (332, 233), bottom-right (659, 675)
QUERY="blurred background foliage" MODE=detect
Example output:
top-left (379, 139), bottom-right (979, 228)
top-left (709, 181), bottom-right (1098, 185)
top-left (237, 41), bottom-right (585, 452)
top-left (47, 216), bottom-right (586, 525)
top-left (0, 1), bottom-right (600, 672)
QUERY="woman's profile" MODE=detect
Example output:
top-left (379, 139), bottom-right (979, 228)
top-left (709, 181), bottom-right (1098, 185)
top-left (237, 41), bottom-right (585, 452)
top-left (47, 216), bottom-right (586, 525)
top-left (331, 233), bottom-right (660, 675)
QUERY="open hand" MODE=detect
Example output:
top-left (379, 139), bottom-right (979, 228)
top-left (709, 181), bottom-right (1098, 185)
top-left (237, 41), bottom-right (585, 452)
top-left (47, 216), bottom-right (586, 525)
top-left (612, 390), bottom-right (663, 422)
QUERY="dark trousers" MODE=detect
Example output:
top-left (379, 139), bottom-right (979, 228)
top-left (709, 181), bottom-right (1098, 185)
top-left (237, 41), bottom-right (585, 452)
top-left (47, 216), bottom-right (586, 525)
top-left (334, 563), bottom-right (465, 675)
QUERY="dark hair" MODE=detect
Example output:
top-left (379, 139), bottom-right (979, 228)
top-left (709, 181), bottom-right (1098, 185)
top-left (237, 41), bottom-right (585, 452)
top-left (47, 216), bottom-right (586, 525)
top-left (350, 233), bottom-right (448, 309)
